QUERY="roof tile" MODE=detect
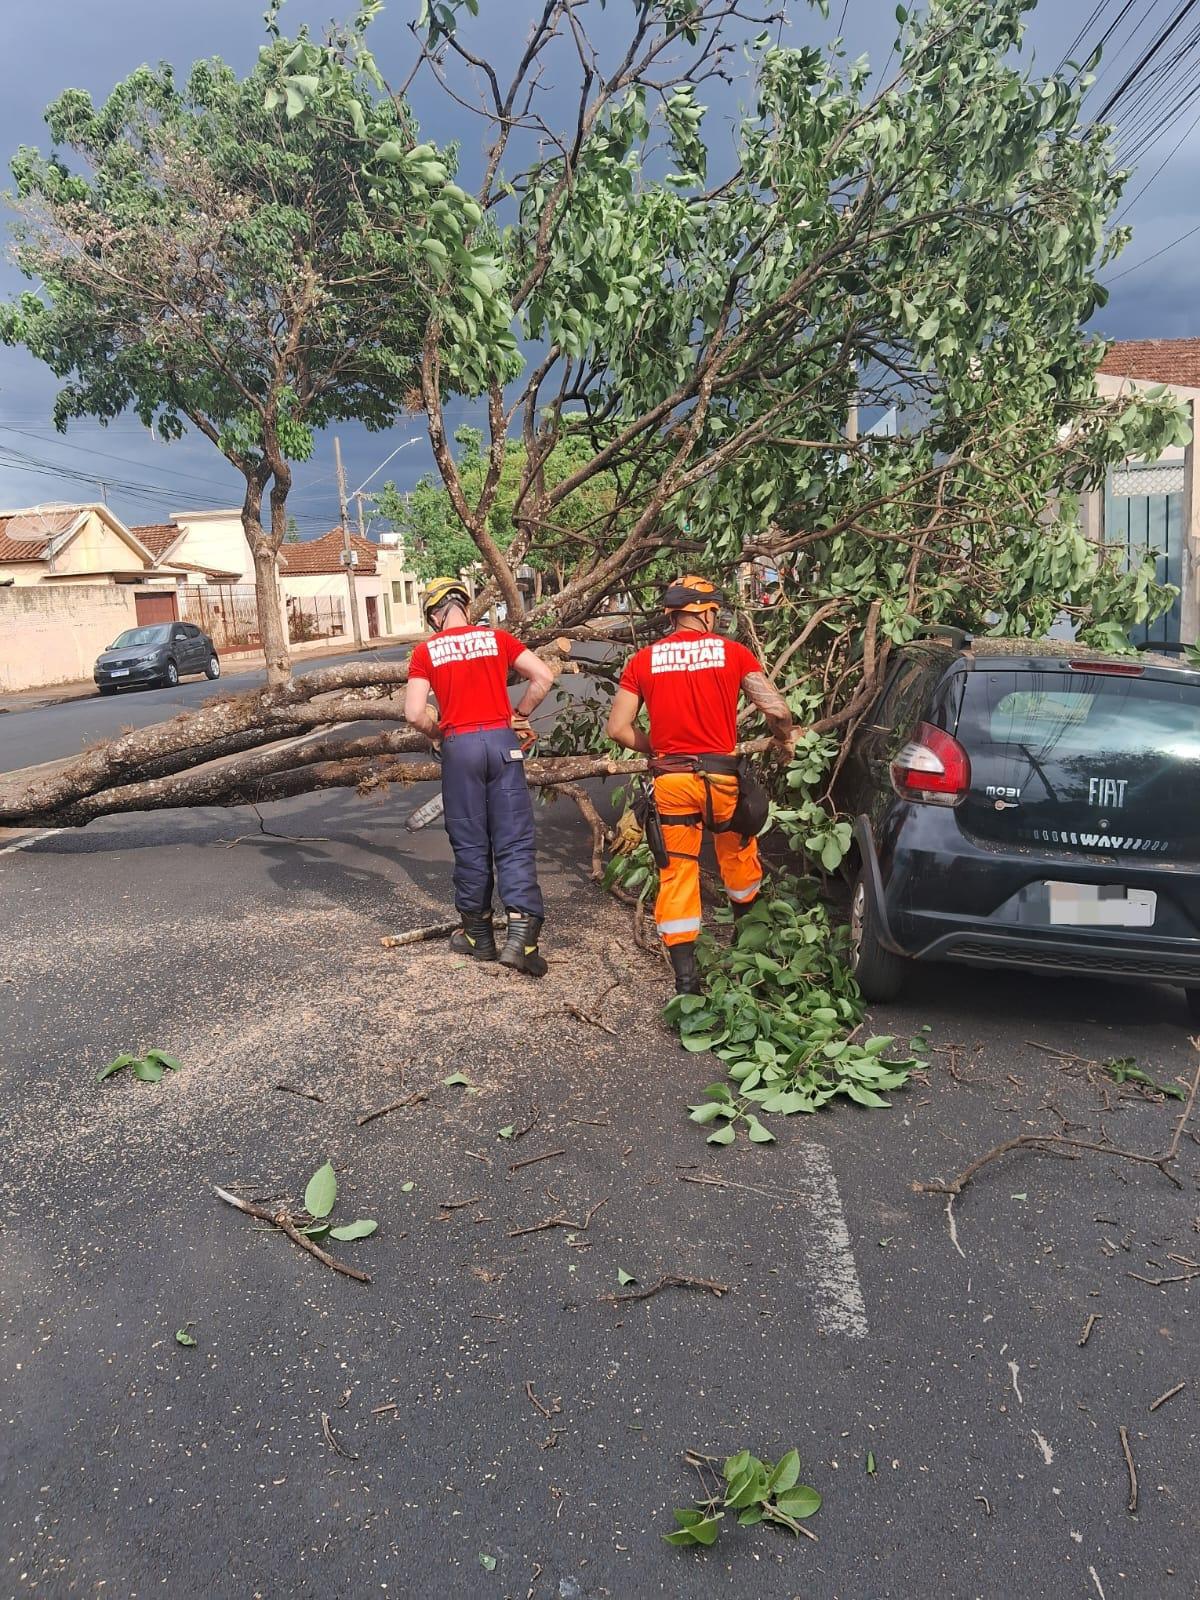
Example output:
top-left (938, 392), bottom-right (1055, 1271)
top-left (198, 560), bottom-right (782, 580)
top-left (279, 527), bottom-right (378, 576)
top-left (1097, 338), bottom-right (1200, 389)
top-left (129, 522), bottom-right (182, 559)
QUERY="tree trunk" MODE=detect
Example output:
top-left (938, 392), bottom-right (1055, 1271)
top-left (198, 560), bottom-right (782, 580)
top-left (250, 536), bottom-right (291, 685)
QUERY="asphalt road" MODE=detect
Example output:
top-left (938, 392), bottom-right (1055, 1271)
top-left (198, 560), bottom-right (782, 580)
top-left (0, 643), bottom-right (415, 775)
top-left (1, 778), bottom-right (1196, 1599)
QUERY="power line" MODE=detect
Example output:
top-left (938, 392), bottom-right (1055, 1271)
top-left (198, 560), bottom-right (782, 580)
top-left (1094, 0), bottom-right (1200, 120)
top-left (1117, 98), bottom-right (1200, 215)
top-left (1107, 216), bottom-right (1200, 280)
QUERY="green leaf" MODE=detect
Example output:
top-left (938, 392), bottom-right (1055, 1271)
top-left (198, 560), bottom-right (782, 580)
top-left (401, 1181), bottom-right (415, 1193)
top-left (745, 1115), bottom-right (776, 1144)
top-left (132, 1059), bottom-right (164, 1083)
top-left (175, 1328), bottom-right (196, 1347)
top-left (329, 1219), bottom-right (377, 1241)
top-left (775, 1485), bottom-right (821, 1519)
top-left (866, 1451), bottom-right (876, 1475)
top-left (768, 1449), bottom-right (801, 1494)
top-left (442, 1072), bottom-right (470, 1087)
top-left (144, 1049), bottom-right (183, 1071)
top-left (844, 1083), bottom-right (891, 1108)
top-left (304, 1224), bottom-right (330, 1239)
top-left (97, 1053), bottom-right (137, 1081)
top-left (479, 1552), bottom-right (496, 1571)
top-left (737, 1507), bottom-right (763, 1525)
top-left (617, 1268), bottom-right (637, 1286)
top-left (725, 1467), bottom-right (760, 1509)
top-left (723, 1449), bottom-right (752, 1480)
top-left (688, 1101), bottom-right (724, 1124)
top-left (707, 1122), bottom-right (736, 1146)
top-left (688, 1515), bottom-right (721, 1546)
top-left (496, 1125), bottom-right (515, 1139)
top-left (304, 1161), bottom-right (337, 1219)
top-left (680, 1032), bottom-right (722, 1053)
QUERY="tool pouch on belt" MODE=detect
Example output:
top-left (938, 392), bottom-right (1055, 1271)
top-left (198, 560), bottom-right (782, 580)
top-left (725, 756), bottom-right (770, 841)
top-left (632, 776), bottom-right (670, 869)
top-left (648, 752), bottom-right (770, 844)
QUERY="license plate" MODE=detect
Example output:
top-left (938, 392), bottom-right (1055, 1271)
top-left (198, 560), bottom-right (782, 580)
top-left (1047, 883), bottom-right (1156, 928)
top-left (110, 669), bottom-right (130, 678)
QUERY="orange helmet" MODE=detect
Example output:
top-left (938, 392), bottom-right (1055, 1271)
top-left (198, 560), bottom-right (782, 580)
top-left (662, 574), bottom-right (722, 615)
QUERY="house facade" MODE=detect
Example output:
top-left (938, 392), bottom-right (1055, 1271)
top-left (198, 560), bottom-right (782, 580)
top-left (0, 503), bottom-right (188, 691)
top-left (1083, 339), bottom-right (1200, 648)
top-left (127, 510), bottom-right (424, 650)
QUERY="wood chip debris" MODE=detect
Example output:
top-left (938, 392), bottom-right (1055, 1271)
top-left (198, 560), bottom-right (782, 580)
top-left (321, 1411), bottom-right (359, 1459)
top-left (1148, 1381), bottom-right (1186, 1413)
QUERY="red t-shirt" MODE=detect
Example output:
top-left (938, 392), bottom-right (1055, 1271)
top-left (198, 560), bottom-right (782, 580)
top-left (408, 626), bottom-right (526, 735)
top-left (618, 630), bottom-right (760, 755)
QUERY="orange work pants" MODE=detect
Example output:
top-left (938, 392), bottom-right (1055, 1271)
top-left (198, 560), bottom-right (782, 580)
top-left (653, 771), bottom-right (763, 947)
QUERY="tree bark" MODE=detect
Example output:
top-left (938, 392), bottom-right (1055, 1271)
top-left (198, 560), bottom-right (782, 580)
top-left (250, 536), bottom-right (292, 686)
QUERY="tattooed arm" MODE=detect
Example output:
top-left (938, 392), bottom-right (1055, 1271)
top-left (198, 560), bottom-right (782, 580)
top-left (742, 672), bottom-right (799, 755)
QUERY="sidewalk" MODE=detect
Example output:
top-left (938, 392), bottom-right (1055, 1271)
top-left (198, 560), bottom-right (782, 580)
top-left (0, 633), bottom-right (418, 715)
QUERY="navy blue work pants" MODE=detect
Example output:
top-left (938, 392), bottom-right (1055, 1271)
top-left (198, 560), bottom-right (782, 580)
top-left (440, 727), bottom-right (545, 919)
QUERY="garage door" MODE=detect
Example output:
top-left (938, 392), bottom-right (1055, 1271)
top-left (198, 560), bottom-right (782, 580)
top-left (134, 591), bottom-right (178, 627)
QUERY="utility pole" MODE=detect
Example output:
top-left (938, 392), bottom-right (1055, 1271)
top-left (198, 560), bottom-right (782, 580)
top-left (334, 435), bottom-right (363, 648)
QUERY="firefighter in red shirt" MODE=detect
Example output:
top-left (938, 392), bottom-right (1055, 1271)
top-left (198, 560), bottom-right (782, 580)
top-left (405, 578), bottom-right (555, 976)
top-left (606, 576), bottom-right (798, 995)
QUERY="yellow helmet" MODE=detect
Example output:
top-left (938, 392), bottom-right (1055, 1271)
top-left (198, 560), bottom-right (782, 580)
top-left (662, 574), bottom-right (721, 616)
top-left (422, 577), bottom-right (470, 625)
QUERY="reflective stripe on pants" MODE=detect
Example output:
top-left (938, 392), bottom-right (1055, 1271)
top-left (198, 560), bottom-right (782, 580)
top-left (652, 769), bottom-right (762, 947)
top-left (440, 728), bottom-right (545, 918)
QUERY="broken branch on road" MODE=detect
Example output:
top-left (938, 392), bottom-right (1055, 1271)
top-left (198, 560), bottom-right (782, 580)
top-left (213, 1185), bottom-right (371, 1284)
top-left (507, 1197), bottom-right (608, 1237)
top-left (356, 1089), bottom-right (429, 1126)
top-left (598, 1274), bottom-right (729, 1304)
top-left (916, 1051), bottom-right (1200, 1203)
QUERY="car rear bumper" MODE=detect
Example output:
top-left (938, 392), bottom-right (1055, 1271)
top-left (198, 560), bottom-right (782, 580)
top-left (914, 923), bottom-right (1200, 984)
top-left (855, 812), bottom-right (1200, 987)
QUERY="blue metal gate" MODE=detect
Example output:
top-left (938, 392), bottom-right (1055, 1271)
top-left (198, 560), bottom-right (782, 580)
top-left (1104, 461), bottom-right (1184, 648)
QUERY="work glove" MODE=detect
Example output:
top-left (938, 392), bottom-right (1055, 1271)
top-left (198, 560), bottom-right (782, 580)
top-left (511, 714), bottom-right (537, 754)
top-left (612, 806), bottom-right (644, 857)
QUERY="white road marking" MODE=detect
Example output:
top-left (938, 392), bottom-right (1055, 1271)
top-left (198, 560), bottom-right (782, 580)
top-left (0, 828), bottom-right (60, 856)
top-left (791, 1143), bottom-right (870, 1339)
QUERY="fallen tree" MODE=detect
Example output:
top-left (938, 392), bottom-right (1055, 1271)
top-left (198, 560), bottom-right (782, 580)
top-left (0, 0), bottom-right (1189, 853)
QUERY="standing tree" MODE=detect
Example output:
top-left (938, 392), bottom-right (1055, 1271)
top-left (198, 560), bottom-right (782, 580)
top-left (376, 426), bottom-right (621, 593)
top-left (1, 0), bottom-right (1188, 841)
top-left (1, 26), bottom-right (433, 681)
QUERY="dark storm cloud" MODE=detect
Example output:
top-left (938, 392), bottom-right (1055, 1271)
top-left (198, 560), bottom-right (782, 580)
top-left (0, 1), bottom-right (1195, 530)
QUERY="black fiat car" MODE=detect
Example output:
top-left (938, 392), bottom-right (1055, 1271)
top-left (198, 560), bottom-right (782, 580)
top-left (94, 622), bottom-right (221, 693)
top-left (838, 634), bottom-right (1200, 1018)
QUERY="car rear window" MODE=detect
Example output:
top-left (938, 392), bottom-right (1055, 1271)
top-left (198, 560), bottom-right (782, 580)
top-left (956, 666), bottom-right (1200, 859)
top-left (986, 683), bottom-right (1200, 758)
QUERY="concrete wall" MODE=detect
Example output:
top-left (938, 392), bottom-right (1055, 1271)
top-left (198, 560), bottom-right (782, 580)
top-left (0, 583), bottom-right (138, 692)
top-left (281, 571), bottom-right (394, 641)
top-left (169, 510), bottom-right (256, 584)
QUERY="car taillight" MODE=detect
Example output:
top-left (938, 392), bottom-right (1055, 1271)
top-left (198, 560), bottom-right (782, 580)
top-left (890, 721), bottom-right (971, 806)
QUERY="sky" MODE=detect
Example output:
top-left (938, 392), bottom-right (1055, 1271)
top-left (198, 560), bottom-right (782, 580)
top-left (0, 0), bottom-right (1197, 540)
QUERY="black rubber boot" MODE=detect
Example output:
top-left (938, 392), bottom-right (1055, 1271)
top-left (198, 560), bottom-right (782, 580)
top-left (498, 911), bottom-right (547, 978)
top-left (668, 942), bottom-right (703, 996)
top-left (731, 900), bottom-right (756, 921)
top-left (450, 910), bottom-right (497, 962)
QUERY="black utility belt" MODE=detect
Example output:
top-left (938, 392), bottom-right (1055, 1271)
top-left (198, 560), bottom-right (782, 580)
top-left (648, 752), bottom-right (740, 778)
